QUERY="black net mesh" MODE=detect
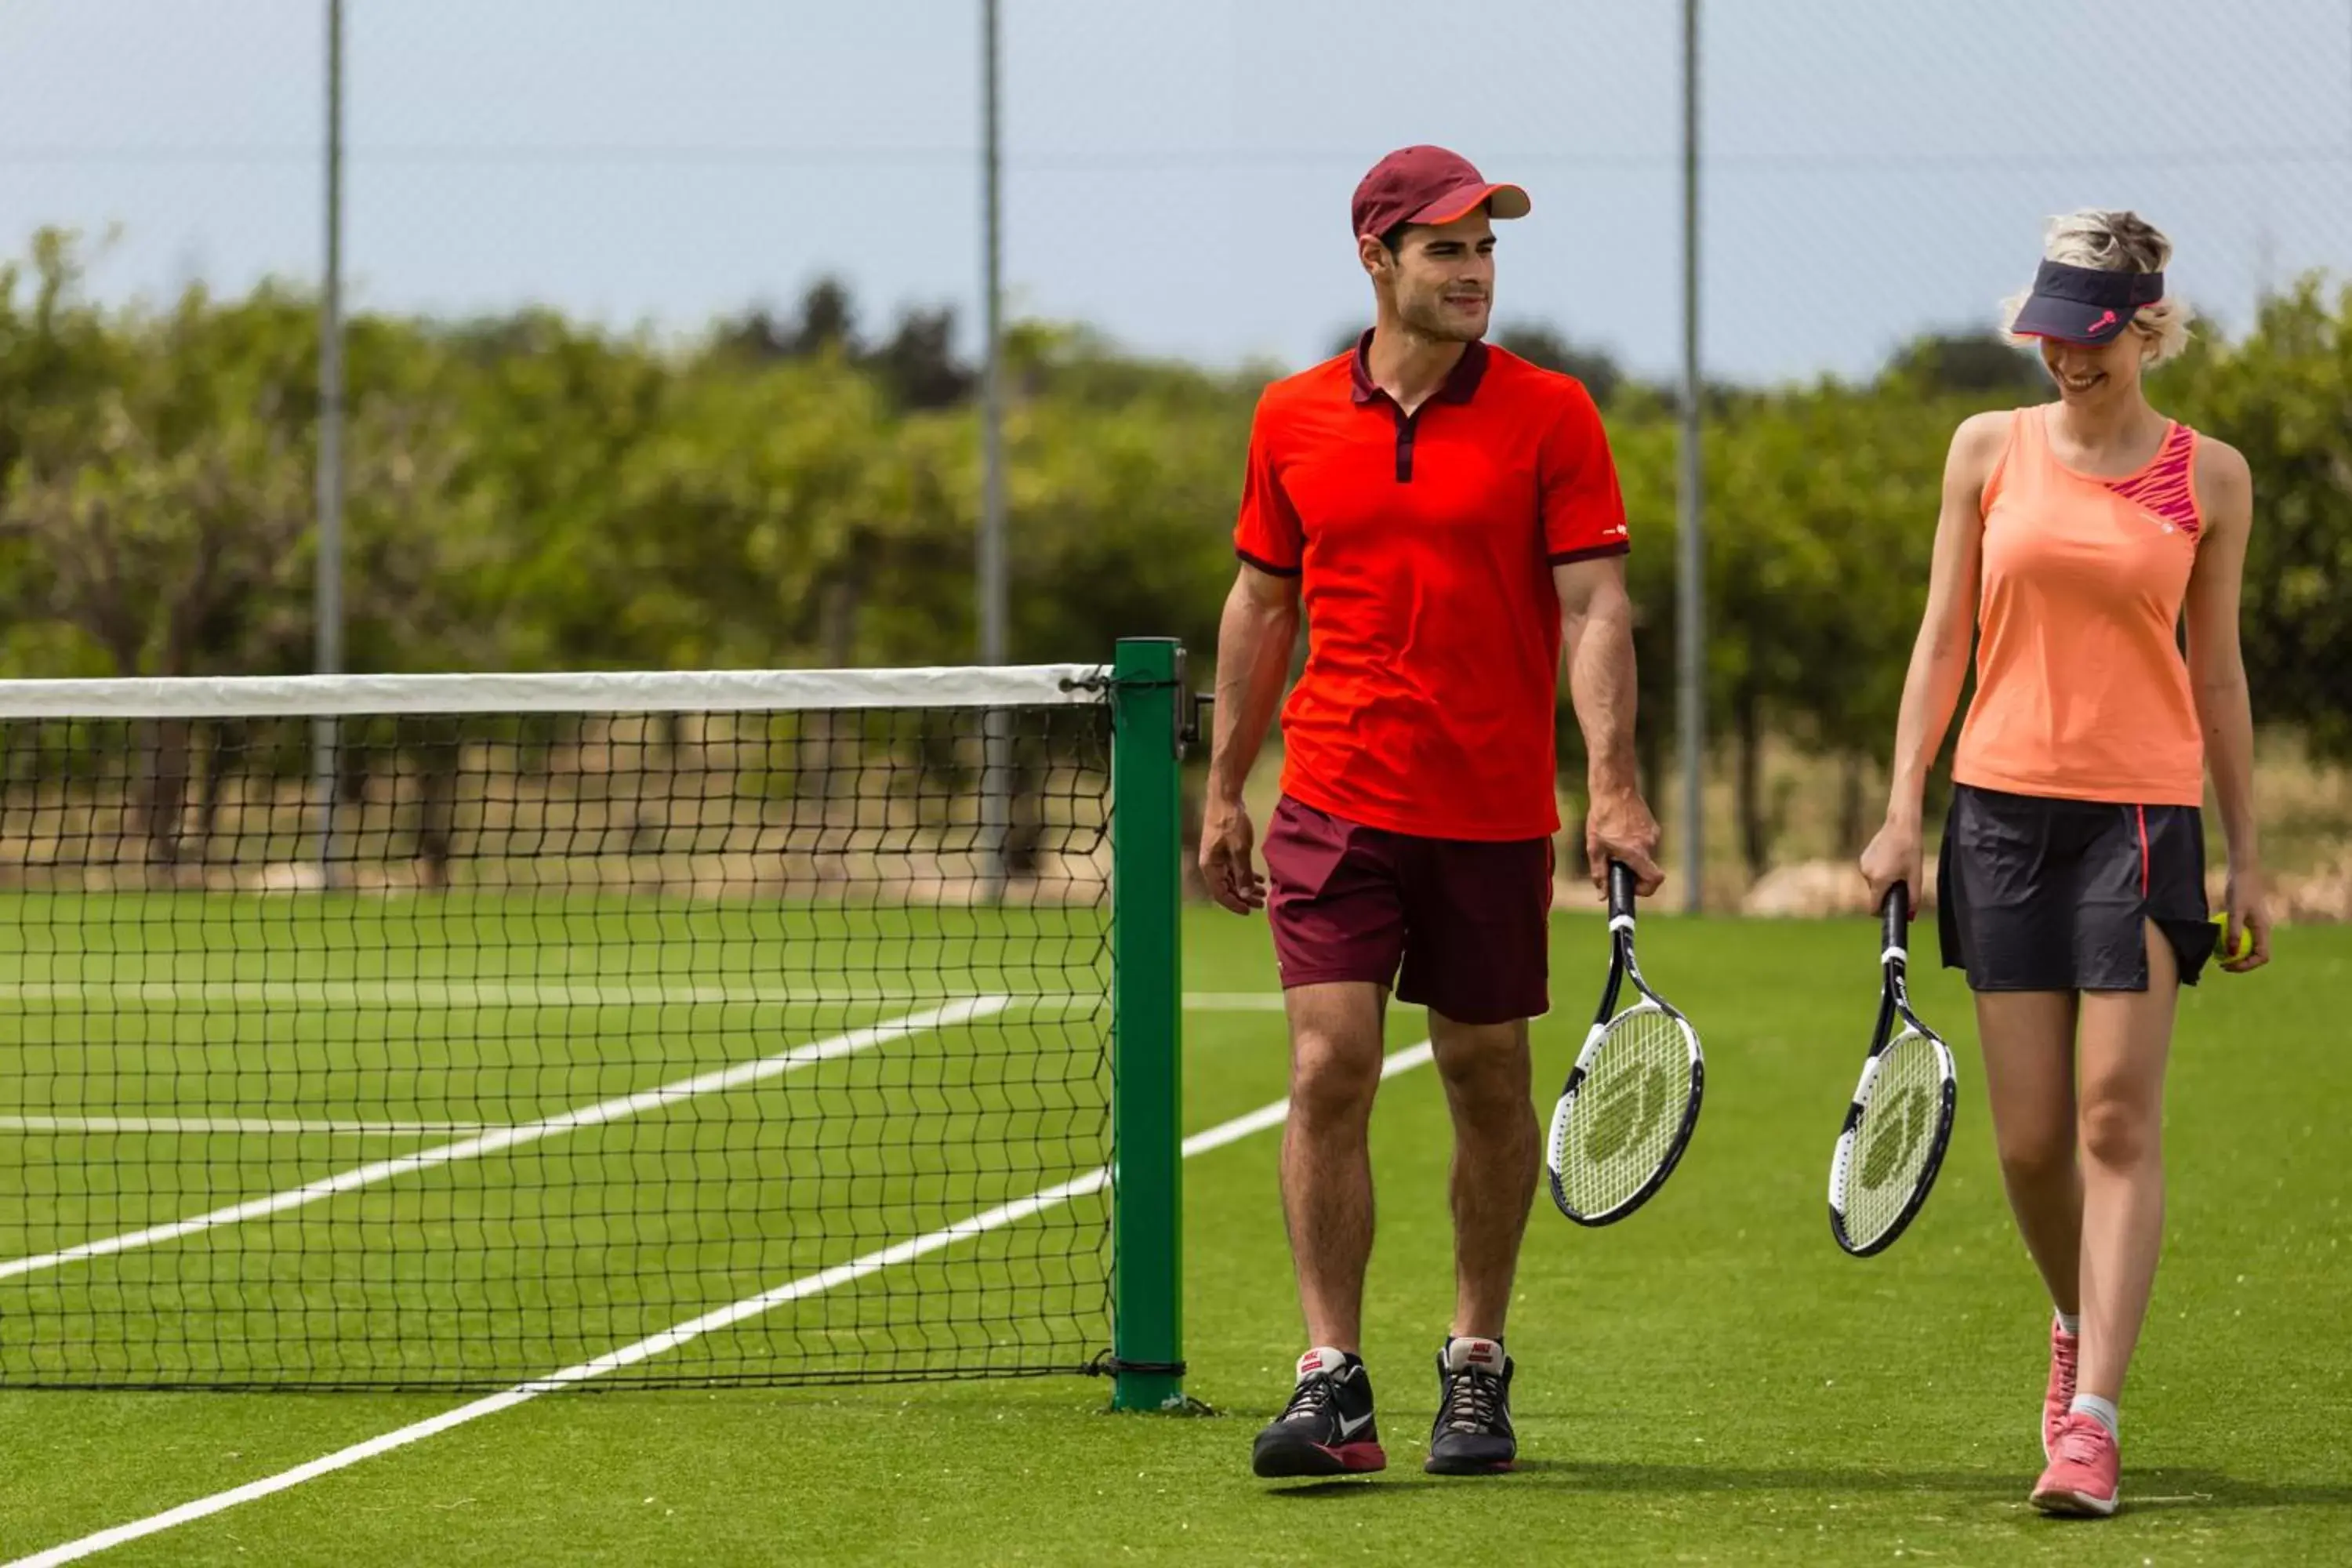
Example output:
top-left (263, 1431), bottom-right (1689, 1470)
top-left (0, 690), bottom-right (1114, 1391)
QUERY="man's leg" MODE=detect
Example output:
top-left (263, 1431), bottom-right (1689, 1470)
top-left (1252, 797), bottom-right (1405, 1478)
top-left (1428, 1011), bottom-right (1538, 1341)
top-left (1279, 980), bottom-right (1389, 1352)
top-left (1398, 831), bottom-right (1552, 1475)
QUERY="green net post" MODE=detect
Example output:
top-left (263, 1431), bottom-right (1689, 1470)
top-left (1110, 636), bottom-right (1186, 1410)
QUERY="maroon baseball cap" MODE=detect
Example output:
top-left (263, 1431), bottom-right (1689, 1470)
top-left (1352, 145), bottom-right (1530, 241)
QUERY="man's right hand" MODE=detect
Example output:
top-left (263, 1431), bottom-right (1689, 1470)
top-left (1199, 796), bottom-right (1266, 915)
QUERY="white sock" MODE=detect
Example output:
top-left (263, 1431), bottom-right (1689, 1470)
top-left (2068, 1393), bottom-right (2119, 1438)
top-left (1296, 1346), bottom-right (1353, 1381)
top-left (2054, 1309), bottom-right (2081, 1337)
top-left (1444, 1335), bottom-right (1504, 1372)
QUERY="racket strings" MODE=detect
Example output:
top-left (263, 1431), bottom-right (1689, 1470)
top-left (1561, 1004), bottom-right (1696, 1219)
top-left (1840, 1029), bottom-right (1945, 1244)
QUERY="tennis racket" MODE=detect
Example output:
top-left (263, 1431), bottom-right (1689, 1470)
top-left (1545, 860), bottom-right (1705, 1226)
top-left (1827, 884), bottom-right (1958, 1257)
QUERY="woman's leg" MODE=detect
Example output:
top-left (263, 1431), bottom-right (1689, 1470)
top-left (2071, 923), bottom-right (2181, 1405)
top-left (1974, 990), bottom-right (2084, 1314)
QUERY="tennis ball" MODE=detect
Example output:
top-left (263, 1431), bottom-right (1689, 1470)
top-left (2210, 912), bottom-right (2254, 962)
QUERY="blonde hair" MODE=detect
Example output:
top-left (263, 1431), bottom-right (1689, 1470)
top-left (2002, 209), bottom-right (2194, 365)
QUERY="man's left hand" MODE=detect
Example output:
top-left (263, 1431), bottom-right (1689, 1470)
top-left (1586, 786), bottom-right (1664, 897)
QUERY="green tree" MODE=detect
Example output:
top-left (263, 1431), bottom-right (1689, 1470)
top-left (2162, 276), bottom-right (2352, 756)
top-left (2, 227), bottom-right (2344, 901)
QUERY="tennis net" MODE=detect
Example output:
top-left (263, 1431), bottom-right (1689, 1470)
top-left (0, 654), bottom-right (1185, 1394)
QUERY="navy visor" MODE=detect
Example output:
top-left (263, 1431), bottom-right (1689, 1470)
top-left (2010, 258), bottom-right (2165, 345)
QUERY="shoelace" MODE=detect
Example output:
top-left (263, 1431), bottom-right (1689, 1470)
top-left (2053, 1338), bottom-right (2078, 1408)
top-left (1439, 1367), bottom-right (1501, 1434)
top-left (1280, 1374), bottom-right (1336, 1422)
top-left (2053, 1419), bottom-right (2110, 1465)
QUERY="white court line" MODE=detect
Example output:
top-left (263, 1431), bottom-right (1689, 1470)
top-left (1178, 991), bottom-right (1292, 1012)
top-left (0, 989), bottom-right (1286, 1145)
top-left (5, 1038), bottom-right (1439, 1568)
top-left (0, 998), bottom-right (1003, 1286)
top-left (0, 984), bottom-right (1274, 1011)
top-left (0, 1116), bottom-right (493, 1138)
top-left (0, 982), bottom-right (1021, 1008)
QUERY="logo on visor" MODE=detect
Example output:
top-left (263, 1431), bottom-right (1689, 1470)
top-left (2084, 309), bottom-right (2119, 336)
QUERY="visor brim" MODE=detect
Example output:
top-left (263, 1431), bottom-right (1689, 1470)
top-left (2011, 293), bottom-right (2136, 345)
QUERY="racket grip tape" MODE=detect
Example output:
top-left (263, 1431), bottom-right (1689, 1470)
top-left (1882, 882), bottom-right (1909, 953)
top-left (1608, 859), bottom-right (1637, 924)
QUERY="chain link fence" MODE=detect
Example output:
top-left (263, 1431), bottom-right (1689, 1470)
top-left (3, 0), bottom-right (2348, 914)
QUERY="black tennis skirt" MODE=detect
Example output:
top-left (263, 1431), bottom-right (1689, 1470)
top-left (1937, 782), bottom-right (2219, 992)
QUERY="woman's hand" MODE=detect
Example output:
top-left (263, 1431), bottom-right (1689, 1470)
top-left (2220, 863), bottom-right (2272, 974)
top-left (1860, 817), bottom-right (1925, 918)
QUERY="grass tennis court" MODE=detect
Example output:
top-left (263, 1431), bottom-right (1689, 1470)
top-left (0, 891), bottom-right (1115, 1392)
top-left (2, 902), bottom-right (2348, 1565)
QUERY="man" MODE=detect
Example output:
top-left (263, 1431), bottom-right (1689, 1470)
top-left (1198, 144), bottom-right (1663, 1480)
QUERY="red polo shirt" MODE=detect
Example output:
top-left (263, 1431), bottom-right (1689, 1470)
top-left (1233, 334), bottom-right (1629, 842)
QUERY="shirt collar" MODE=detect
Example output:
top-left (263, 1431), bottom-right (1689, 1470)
top-left (1348, 328), bottom-right (1490, 407)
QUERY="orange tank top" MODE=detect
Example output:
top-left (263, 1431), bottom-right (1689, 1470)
top-left (1953, 405), bottom-right (2206, 808)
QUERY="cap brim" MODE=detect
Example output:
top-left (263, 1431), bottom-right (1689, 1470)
top-left (1410, 181), bottom-right (1531, 227)
top-left (2010, 293), bottom-right (2132, 345)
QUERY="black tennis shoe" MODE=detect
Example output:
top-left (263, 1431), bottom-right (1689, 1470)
top-left (1425, 1336), bottom-right (1516, 1474)
top-left (1251, 1347), bottom-right (1386, 1477)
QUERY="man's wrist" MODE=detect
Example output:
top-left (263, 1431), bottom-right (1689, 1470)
top-left (1587, 772), bottom-right (1640, 804)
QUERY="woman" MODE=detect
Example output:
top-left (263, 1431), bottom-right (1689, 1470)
top-left (1860, 209), bottom-right (2270, 1518)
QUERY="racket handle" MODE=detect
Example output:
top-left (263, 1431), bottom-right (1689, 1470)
top-left (1608, 859), bottom-right (1637, 923)
top-left (1882, 882), bottom-right (1909, 951)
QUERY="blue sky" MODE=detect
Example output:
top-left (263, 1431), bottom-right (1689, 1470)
top-left (4, 0), bottom-right (2348, 383)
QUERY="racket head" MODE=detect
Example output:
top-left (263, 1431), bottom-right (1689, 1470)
top-left (1546, 995), bottom-right (1705, 1226)
top-left (1827, 1020), bottom-right (1958, 1256)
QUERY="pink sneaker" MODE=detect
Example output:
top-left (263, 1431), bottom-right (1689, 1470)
top-left (2043, 1318), bottom-right (2079, 1460)
top-left (2031, 1414), bottom-right (2121, 1517)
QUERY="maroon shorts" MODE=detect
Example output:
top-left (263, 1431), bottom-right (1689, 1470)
top-left (1262, 796), bottom-right (1554, 1025)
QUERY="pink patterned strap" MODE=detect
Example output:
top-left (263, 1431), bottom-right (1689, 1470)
top-left (2107, 423), bottom-right (2201, 538)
